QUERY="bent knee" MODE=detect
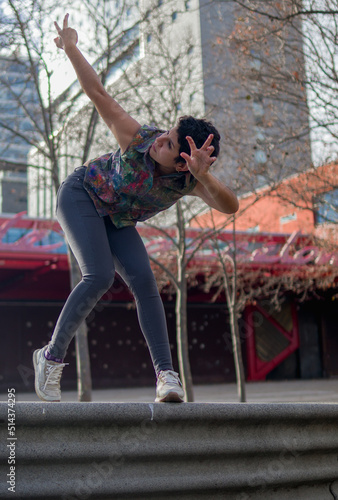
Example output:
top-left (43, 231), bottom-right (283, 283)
top-left (83, 269), bottom-right (115, 294)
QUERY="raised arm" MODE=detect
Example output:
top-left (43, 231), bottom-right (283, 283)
top-left (182, 135), bottom-right (239, 214)
top-left (54, 14), bottom-right (140, 153)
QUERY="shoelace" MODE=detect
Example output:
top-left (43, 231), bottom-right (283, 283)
top-left (159, 370), bottom-right (182, 386)
top-left (43, 363), bottom-right (67, 391)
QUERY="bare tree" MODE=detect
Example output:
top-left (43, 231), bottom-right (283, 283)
top-left (143, 201), bottom-right (231, 401)
top-left (203, 220), bottom-right (338, 384)
top-left (208, 216), bottom-right (246, 402)
top-left (189, 1), bottom-right (337, 385)
top-left (0, 0), bottom-right (139, 400)
top-left (224, 0), bottom-right (337, 174)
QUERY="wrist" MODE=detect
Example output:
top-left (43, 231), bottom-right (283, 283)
top-left (64, 41), bottom-right (78, 54)
top-left (194, 170), bottom-right (213, 185)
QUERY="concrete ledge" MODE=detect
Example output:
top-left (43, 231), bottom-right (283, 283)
top-left (1, 402), bottom-right (338, 499)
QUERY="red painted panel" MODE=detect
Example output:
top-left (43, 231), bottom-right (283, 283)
top-left (245, 303), bottom-right (299, 381)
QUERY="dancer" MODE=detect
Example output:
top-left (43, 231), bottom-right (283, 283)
top-left (33, 14), bottom-right (239, 403)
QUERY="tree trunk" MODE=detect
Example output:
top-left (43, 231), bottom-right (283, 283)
top-left (75, 321), bottom-right (92, 402)
top-left (229, 303), bottom-right (246, 402)
top-left (213, 216), bottom-right (246, 403)
top-left (228, 219), bottom-right (246, 402)
top-left (175, 201), bottom-right (194, 402)
top-left (175, 269), bottom-right (194, 402)
top-left (68, 247), bottom-right (92, 402)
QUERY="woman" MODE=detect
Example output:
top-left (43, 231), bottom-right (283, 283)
top-left (33, 14), bottom-right (239, 403)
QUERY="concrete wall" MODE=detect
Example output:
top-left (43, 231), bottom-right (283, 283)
top-left (1, 402), bottom-right (338, 499)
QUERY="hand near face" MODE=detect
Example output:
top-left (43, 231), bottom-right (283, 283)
top-left (180, 134), bottom-right (216, 179)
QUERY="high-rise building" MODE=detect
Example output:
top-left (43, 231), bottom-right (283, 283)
top-left (139, 0), bottom-right (312, 190)
top-left (0, 56), bottom-right (39, 213)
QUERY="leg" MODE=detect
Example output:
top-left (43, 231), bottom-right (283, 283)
top-left (34, 168), bottom-right (116, 402)
top-left (104, 219), bottom-right (173, 376)
top-left (49, 168), bottom-right (116, 359)
top-left (104, 220), bottom-right (184, 402)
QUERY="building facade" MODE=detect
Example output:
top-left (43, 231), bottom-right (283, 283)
top-left (193, 161), bottom-right (338, 240)
top-left (140, 0), bottom-right (312, 188)
top-left (0, 57), bottom-right (40, 214)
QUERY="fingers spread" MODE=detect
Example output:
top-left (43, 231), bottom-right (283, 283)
top-left (186, 133), bottom-right (214, 154)
top-left (202, 134), bottom-right (214, 149)
top-left (180, 152), bottom-right (190, 162)
top-left (185, 135), bottom-right (196, 151)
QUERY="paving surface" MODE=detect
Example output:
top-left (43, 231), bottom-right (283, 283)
top-left (1, 378), bottom-right (338, 403)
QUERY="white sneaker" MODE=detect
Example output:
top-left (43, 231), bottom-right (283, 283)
top-left (155, 370), bottom-right (185, 403)
top-left (33, 346), bottom-right (67, 402)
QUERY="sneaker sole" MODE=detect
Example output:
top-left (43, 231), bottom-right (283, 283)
top-left (155, 391), bottom-right (184, 403)
top-left (33, 349), bottom-right (60, 402)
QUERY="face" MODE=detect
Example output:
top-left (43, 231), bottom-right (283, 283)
top-left (149, 126), bottom-right (188, 173)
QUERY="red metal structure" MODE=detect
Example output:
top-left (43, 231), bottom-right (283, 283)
top-left (245, 303), bottom-right (299, 381)
top-left (1, 213), bottom-right (337, 385)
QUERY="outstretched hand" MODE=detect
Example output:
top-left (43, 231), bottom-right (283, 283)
top-left (180, 134), bottom-right (216, 179)
top-left (54, 14), bottom-right (78, 50)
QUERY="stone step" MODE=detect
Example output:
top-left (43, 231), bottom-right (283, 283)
top-left (1, 402), bottom-right (338, 499)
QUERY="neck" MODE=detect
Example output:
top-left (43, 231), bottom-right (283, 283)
top-left (154, 163), bottom-right (176, 177)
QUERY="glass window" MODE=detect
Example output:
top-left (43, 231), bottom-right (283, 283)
top-left (172, 11), bottom-right (177, 22)
top-left (38, 231), bottom-right (67, 253)
top-left (249, 49), bottom-right (261, 70)
top-left (280, 213), bottom-right (297, 225)
top-left (1, 227), bottom-right (28, 244)
top-left (315, 188), bottom-right (338, 224)
top-left (5, 171), bottom-right (27, 179)
top-left (247, 225), bottom-right (260, 233)
top-left (254, 149), bottom-right (267, 164)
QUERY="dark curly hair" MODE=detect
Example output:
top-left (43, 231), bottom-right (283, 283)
top-left (175, 115), bottom-right (221, 164)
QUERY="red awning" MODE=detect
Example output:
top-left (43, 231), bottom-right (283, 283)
top-left (0, 213), bottom-right (337, 301)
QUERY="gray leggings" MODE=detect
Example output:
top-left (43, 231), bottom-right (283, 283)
top-left (48, 166), bottom-right (173, 375)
